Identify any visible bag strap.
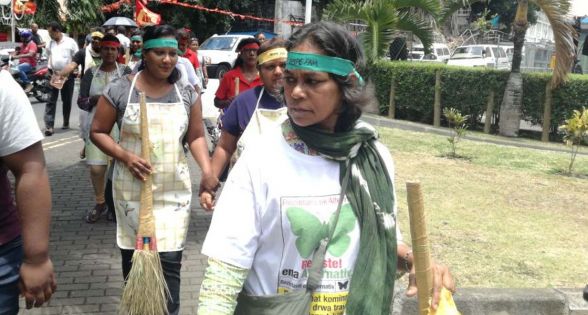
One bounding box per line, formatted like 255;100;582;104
306;160;351;291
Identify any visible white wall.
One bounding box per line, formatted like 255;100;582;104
274;0;304;38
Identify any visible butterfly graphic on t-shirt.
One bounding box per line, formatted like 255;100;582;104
286;204;356;258
337;281;349;290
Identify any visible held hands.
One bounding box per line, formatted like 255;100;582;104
123;152;152;181
199;173;219;211
406;261;456;310
18;257;57;309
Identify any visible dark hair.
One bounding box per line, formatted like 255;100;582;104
48;21;63;32
176;29;190;40
101;34;119;45
139;25;181;84
116;26;126;34
234;37;260;69
257;37;286;56
286;21;376;132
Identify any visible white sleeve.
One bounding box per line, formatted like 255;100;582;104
201;149;261;269
71;38;79;56
181;58;202;89
0;71;43;157
375;141;403;243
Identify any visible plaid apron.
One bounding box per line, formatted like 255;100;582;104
113;72;192;251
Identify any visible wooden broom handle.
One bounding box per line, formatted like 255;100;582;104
138;92;155;237
407;181;433;315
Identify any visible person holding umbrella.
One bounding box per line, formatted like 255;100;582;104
91;25;214;314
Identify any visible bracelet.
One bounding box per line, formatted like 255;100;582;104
404;250;413;272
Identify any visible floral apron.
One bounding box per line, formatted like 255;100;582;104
113;72;192;251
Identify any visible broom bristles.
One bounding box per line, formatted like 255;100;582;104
119;250;171;315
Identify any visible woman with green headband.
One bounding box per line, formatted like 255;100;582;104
127;33;143;70
198;22;455;314
90;24;213;315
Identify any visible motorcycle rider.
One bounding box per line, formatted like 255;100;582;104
13;30;38;93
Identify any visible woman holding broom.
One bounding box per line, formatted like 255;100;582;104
198;22;455;314
91;24;214;314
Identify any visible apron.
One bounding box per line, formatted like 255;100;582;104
84;64;122;141
113;72;192;252
235;87;287;159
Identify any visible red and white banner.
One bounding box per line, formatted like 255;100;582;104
135;0;161;27
13;0;36;15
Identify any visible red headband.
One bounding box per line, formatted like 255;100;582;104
240;42;259;52
101;41;120;48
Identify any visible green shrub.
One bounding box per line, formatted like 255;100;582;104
368;61;588;133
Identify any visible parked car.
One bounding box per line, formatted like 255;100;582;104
412;43;451;63
447;44;510;69
198;34;253;79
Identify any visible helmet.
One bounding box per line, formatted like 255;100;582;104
20;30;32;41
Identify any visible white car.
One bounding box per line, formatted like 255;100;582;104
198;34;253;79
447;45;511;70
413;43;451;63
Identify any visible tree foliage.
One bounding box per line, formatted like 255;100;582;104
469;0;539;33
323;0;440;62
65;0;104;35
33;0;63;27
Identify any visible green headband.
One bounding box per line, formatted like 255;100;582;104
143;38;178;50
286;51;365;86
130;35;142;42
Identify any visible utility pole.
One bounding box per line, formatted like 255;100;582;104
305;0;312;24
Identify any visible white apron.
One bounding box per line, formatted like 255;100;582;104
113;72;192;252
235;87;288;159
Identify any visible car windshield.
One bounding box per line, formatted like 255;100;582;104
451;46;484;59
200;37;239;51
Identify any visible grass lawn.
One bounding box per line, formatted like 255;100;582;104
378;127;588;288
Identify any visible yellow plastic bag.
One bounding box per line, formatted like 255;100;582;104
429;287;461;315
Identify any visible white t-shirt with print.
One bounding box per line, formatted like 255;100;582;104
202;122;401;314
0;70;43;157
47;35;79;71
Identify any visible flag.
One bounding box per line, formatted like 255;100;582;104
135;0;161;27
13;0;36;15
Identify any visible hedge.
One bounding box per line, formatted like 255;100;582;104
368;61;588;132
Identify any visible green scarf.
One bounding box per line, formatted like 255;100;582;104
290;119;397;315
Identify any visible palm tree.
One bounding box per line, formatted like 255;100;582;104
323;0;441;62
498;0;575;137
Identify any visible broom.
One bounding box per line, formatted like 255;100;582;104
119;92;170;315
406;182;460;315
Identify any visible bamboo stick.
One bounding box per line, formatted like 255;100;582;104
406;182;433;315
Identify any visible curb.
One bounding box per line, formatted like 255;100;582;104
392;288;588;315
362;114;588;156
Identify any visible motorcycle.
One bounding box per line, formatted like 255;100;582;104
2;56;51;103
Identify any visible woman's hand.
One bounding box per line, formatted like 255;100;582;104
199;173;219;211
405;261;456;310
199;190;215;211
123;151;152;181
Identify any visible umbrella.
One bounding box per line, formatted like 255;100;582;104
103;16;138;28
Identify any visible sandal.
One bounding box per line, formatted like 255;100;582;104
85;203;106;223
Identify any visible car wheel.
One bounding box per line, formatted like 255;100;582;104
216;64;230;79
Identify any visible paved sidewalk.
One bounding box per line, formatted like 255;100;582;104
19;159;212;315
